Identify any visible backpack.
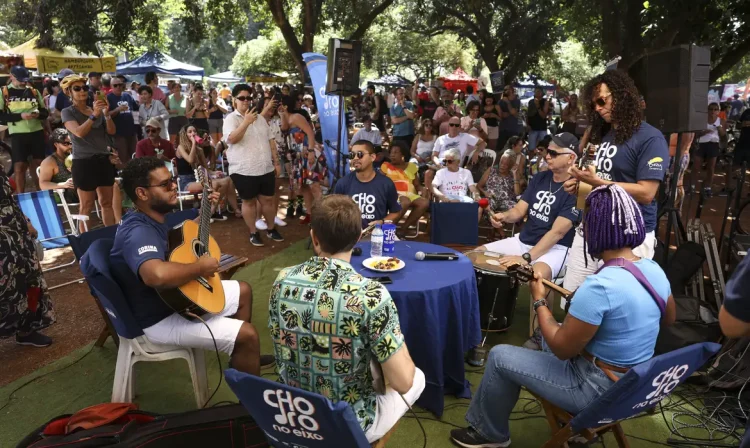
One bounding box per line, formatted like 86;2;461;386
1;85;41;113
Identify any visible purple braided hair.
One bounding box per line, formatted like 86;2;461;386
583;184;645;259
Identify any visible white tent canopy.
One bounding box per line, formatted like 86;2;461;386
208;71;242;83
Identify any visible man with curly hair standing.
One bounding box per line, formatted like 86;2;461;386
561;70;669;297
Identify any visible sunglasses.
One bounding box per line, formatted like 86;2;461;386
71;85;89;92
449;123;461;128
443;159;456;165
143;178;177;190
547;149;572;158
235;96;252;102
593;93;612;107
146;128;160;134
59;141;72;146
349;151;372;160
111;83;124;88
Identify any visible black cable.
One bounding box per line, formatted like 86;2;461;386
398;393;427;448
0;343;96;413
187;312;222;409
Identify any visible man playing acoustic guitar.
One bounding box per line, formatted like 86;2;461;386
111;157;272;375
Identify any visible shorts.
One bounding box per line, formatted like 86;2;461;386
178;173;197;190
484;234;570;279
71;154;116;192
10;130;46;165
168;116;189;135
487;125;499;140
208;118;224;134
364;367;425;443
190;118;210;135
143;280;243;354
231;171;275;200
561;227;656;308
696;141;720;159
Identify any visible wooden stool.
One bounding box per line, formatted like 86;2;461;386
370;421;400;448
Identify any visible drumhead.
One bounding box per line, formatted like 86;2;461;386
464;249;508;276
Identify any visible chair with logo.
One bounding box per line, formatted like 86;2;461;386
226;368;398;448
429;201;480;246
533;342;721;447
80;238;208;407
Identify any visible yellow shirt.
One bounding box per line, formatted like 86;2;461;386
381;162;420;200
219;87;231;100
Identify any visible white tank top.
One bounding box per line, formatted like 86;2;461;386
699;117;721;143
416;135;436;158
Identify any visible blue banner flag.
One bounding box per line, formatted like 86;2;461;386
302;52;349;178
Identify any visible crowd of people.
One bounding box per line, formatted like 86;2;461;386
2;62;750;446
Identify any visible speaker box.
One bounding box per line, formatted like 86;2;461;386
326;38;362;97
633;45;710;133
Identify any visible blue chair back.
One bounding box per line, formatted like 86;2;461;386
166;208;198;228
80;238;144;339
430;202;479;246
570;342;721;432
224;368;371;448
68;224;119;262
16;190;68;248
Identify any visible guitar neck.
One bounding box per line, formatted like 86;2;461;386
540;278;573;298
198;182;212;248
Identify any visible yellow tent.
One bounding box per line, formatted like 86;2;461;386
10;38;116;74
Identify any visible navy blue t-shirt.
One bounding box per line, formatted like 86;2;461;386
55;91;71;112
594;122;668;232
110;211;174;328
107;92;139;137
334;172;401;228
519;170;579;247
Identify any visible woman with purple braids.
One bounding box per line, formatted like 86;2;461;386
451;184;676;448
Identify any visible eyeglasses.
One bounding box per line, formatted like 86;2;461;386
145;128;159;134
593;93;612;107
443;159;456;165
143;178;177;190
349;151;372;160
449;123;461;128
71;85;89;92
235;96;251;102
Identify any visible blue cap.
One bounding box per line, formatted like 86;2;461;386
10;65;30;82
58;68;75;79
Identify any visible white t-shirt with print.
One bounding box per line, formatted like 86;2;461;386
223;111;274;177
433;167;475;197
433;132;479;161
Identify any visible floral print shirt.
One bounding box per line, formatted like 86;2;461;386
269;256;405;432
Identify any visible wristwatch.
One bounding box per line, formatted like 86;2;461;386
533;298;548;312
88;114;97;121
522;252;532;264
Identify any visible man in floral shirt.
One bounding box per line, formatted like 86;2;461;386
269;195;424;442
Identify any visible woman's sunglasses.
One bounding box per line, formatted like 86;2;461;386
71;85;89;92
593;93;611;107
443;159;456;165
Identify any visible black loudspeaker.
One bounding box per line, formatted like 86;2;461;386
325;38;362;96
633;45;710;133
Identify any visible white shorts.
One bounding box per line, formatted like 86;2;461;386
143;280;244;354
365;367;425;443
560;227;657;308
483;234;570;279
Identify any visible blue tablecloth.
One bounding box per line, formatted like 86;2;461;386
353;241;481;416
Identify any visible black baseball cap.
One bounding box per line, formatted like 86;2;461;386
88;71;102;78
10;66;30;82
550;132;580;157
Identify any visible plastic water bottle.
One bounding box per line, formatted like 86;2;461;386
370;224;384;258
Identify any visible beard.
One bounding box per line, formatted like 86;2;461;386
151;197;176;214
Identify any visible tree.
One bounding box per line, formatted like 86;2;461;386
718;55;750;84
563;0;750;83
404;0;563;84
536;40;604;93
230;33;298;76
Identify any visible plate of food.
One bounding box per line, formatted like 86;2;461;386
363;256;405;272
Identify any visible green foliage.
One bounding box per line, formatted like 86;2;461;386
231;33;296;76
536;40;604;92
719;55;750;84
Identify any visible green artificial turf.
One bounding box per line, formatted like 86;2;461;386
0;240;676;446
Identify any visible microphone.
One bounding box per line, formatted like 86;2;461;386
415;251;459;261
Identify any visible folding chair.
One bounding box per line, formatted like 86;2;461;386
225;368;399;448
81;239;209;407
36;166;102;220
169;159;200;211
534;342;720;447
16;190;88;278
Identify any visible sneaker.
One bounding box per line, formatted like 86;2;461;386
450;427;510;448
300;213;311;225
16;331;52;348
255;219;268;231
522;327;543;351
286;205;295;218
212;212;228;221
274;217;288;227
249;232;264;247
267;228;284;242
260;355;276;368
295;203;306;218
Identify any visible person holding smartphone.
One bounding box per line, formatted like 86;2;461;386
60;75;121;230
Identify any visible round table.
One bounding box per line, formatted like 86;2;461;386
353;241;481;416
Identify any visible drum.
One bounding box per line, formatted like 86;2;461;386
464;250;519;330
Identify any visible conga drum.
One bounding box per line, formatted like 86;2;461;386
464;250;520;331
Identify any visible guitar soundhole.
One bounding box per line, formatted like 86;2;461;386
192;239;206;258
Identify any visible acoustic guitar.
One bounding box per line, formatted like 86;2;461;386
158;167;225;318
506;263;573;299
576;143;598;210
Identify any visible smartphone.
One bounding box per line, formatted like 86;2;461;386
96;91;106;102
366;276;393;285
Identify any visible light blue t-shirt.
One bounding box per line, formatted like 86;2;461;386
390;102;415;137
569;258;670;367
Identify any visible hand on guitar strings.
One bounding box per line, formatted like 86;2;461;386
197;254;220;278
207;191;221;205
568;165;600;189
529;270;547;300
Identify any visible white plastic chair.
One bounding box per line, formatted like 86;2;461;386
113;335;208;407
169;159;199;211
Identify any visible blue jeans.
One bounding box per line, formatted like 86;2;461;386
528;130;548;151
465;343;616;443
